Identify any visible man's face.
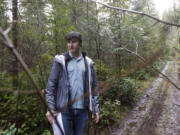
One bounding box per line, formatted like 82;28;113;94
67;38;81;53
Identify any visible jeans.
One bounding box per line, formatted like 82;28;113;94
52;109;88;135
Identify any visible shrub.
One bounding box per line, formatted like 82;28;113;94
99;99;120;127
0;121;17;135
0;93;49;135
103;77;136;106
135;68;150;80
118;78;136;105
90;77;136;130
89;97;120;130
94;59;111;81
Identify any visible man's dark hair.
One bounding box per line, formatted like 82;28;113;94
65;31;82;43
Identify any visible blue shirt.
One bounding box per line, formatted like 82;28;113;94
67;51;85;109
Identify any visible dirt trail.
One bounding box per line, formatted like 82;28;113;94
155;61;180;135
112;61;180;135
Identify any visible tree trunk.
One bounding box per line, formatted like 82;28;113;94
11;0;19;88
36;0;42;52
71;0;77;26
0;45;4;72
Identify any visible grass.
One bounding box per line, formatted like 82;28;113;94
135;77;154;98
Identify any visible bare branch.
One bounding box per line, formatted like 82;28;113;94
121;47;145;62
4;25;12;35
89;0;180;27
0;27;14;48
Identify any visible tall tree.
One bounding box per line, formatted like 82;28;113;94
11;0;19;88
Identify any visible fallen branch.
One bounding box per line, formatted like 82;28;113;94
90;0;180;27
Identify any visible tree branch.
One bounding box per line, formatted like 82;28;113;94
89;0;180;27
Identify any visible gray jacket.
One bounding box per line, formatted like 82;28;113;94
45;52;99;114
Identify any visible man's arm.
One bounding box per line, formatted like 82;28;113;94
91;64;99;123
45;57;61;111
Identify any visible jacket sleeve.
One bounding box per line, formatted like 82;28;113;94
91;64;99;114
45;57;61;111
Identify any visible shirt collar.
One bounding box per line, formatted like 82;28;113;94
68;51;83;61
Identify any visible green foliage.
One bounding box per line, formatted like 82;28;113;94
98;99;120;127
103;77;136;106
0;71;9;87
94;60;112;81
0;120;51;135
0;120;29;135
41;130;51;135
91;77;136;130
135;68;150;80
0;121;17;135
117;78;136;105
0;93;49;135
134;60;166;80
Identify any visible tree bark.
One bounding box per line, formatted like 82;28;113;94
0;42;4;72
71;0;77;26
11;0;19;88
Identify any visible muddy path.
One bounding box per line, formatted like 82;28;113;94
137;70;170;135
112;61;180;135
155;61;180;135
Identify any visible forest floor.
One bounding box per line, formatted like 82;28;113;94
111;59;180;135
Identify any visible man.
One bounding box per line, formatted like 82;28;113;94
45;31;99;135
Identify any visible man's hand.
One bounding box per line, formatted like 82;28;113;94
92;113;99;123
46;110;56;124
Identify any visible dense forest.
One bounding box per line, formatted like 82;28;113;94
0;0;180;135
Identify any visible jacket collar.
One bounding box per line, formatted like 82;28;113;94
63;51;87;61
